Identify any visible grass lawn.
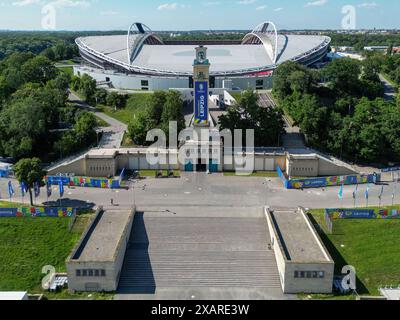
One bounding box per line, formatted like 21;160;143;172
58;66;73;77
309;205;400;296
0;211;93;294
97;93;153;125
381;73;399;90
224;171;279;177
139;170;181;178
229;92;241;102
95;115;110;127
0;201;26;208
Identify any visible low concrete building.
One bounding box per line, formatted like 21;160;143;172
0;292;28;300
66;207;135;293
265;207;334;294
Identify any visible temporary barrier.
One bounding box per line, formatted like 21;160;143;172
0;207;77;218
324;208;399;233
326;208;400;220
276;168;380;189
276;166;289;189
45;176;120;189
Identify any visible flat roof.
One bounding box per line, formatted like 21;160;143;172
70;209;134;262
270;209;331;262
79;34;329;74
0;292;28;300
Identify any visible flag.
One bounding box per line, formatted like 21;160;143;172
378;185;384;200
352;184;359;199
46;182;52;198
365;184;370;200
119;168;126;183
338;184;344;200
59;179;64;198
20;181;27;197
8;181;14;198
34;182;40;198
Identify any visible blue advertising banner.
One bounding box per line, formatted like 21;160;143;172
0;207;77;218
194;81;208;126
325;208;400;220
382;166;400;173
285;173;380;190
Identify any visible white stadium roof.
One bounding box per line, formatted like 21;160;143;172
76;22;330;77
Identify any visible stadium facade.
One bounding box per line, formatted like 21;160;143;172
75;22;331;91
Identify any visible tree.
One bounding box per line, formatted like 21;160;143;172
106;92;126;110
94;88;108;105
128;111;155;146
79;74;97;104
0;97;48;158
13;158;46;206
74;112;97;146
148;91;167;123
323;58;362;97
272;61;314;100
22;55;57;85
160;90;185;135
219;90;285;147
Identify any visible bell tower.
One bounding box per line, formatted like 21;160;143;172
193;45;210;127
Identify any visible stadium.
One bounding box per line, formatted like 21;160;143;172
75;21;331;91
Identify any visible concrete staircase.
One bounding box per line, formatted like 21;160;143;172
117;214;281;292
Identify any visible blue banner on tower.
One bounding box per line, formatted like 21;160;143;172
194;81;208;125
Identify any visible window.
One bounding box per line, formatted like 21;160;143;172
95;270;100;277
295;270;325;279
88;269;94;277
82;269;87;277
101;270;106;277
141;80;149;86
76;270;81;277
256;79;264;86
105;77;110;82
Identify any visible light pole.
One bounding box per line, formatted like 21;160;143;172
129;177;136;208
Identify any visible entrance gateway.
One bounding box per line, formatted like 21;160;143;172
184;45;221;173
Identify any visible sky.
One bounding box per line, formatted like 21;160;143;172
0;0;398;31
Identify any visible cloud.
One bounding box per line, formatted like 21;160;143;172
305;0;328;7
237;0;257;5
256;5;267;10
357;2;379;9
12;0;42;6
203;1;221;6
157;3;178;10
50;0;91;8
274;7;283;12
12;0;91;8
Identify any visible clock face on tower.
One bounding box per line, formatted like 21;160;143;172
197;51;206;62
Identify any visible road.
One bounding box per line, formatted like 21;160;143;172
69;91;127;148
379;74;397;101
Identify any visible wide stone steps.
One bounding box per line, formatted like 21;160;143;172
118;214;281;291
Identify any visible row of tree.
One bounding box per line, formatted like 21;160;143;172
128;90;186;146
219;91;285;147
0;52;98;161
273;57;400;163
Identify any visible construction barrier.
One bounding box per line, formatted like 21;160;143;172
45;176;120;189
0;207;77;218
